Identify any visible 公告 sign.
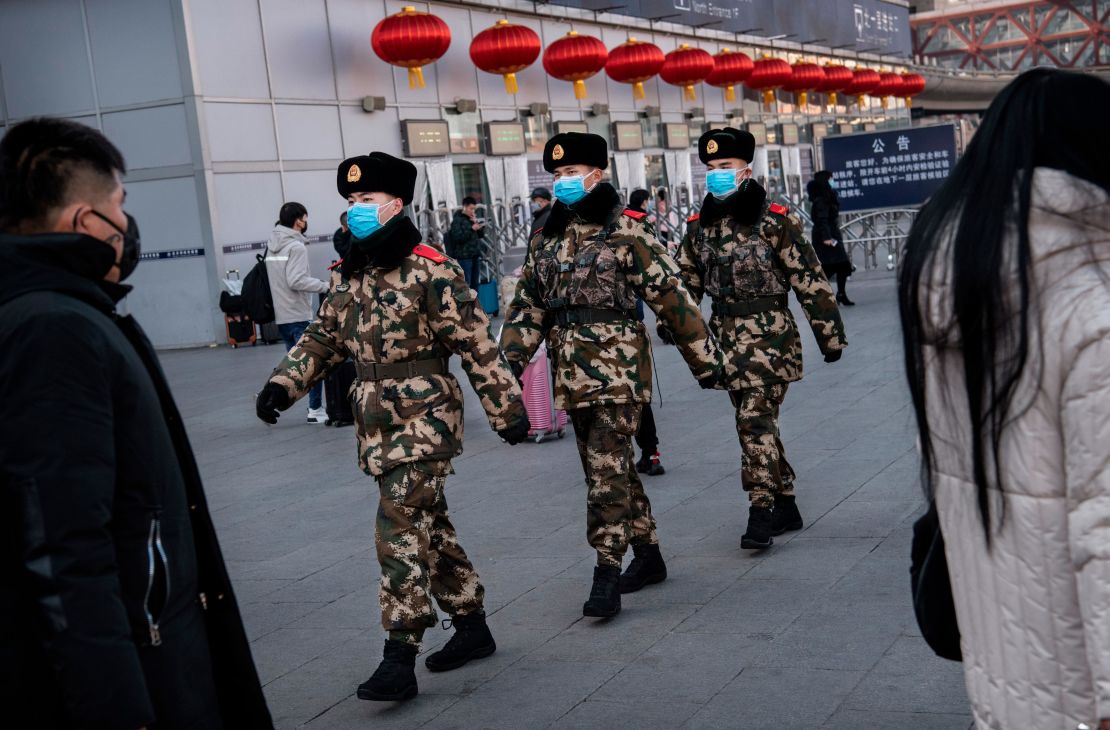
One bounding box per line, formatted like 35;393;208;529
821;124;957;212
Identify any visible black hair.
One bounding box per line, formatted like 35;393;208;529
278;202;308;228
0;117;125;230
899;68;1110;543
628;189;650;212
339;210;348;223
461;196;478;206
656;188;666;201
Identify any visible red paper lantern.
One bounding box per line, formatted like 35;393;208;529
872;71;905;107
371;6;451;90
605;37;664;101
746;56;792;105
705;48;753;103
660;44;714;101
820;64;854;106
783;62;826;108
543;30;608;100
470;20;541;95
845;68;881;105
899;72;927;107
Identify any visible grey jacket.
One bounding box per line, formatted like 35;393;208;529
264;225;329;324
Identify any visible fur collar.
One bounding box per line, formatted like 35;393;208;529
340;214;422;276
699;178;767;227
543;182;622;239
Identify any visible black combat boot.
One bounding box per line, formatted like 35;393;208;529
740;505;775;550
772;494;804;536
582;565;621;618
636;450;665;476
619;543;668;594
357;639;418;702
424;611;497;672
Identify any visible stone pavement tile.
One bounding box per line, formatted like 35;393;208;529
625;554;759;606
528;601;700;662
492;578;591;629
303;694;459;730
230;539;370;580
748;604;904;671
592;632;771;704
251;626;365;685
744;537;880;582
289;586;376;631
686;667;866;730
242;600;327;641
822;709;973;730
421;659;624;729
417;620;566;696
549;699;702;729
230;577;295;604
269;551;376;605
675;578;834;636
841;636;971;715
803;500;921;539
826;554;917;611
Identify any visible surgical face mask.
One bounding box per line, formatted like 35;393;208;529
89;209;142;281
705;167;749;199
827;179;838;190
347;201;388;240
553;174;594;206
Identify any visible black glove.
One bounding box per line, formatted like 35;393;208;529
256;383;291;424
824;350;843;364
697;369;721;390
508;359;525;384
498;414;532;445
657;322;676;346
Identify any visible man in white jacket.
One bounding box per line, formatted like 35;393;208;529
265;202;330;423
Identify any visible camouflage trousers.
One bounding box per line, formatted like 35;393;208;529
569;403;659;568
374;461;484;640
729;384;796;509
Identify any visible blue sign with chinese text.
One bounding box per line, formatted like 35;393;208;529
821;124;958;212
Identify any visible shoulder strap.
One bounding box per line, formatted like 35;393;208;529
413;244;447;263
623;208;647;220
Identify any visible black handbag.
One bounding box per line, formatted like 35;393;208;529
910;500;963;661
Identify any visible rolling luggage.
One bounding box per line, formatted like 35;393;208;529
225;314;256;348
221;269;256;347
477;276;499;316
521;343;566;443
258;321;282;345
324;360;356;427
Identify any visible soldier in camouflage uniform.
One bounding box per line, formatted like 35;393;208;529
672;128;847;550
500;132;722;618
255;152;530;702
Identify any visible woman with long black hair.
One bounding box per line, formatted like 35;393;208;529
808;170;854;305
899;68;1110;729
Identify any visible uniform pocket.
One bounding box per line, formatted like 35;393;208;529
378;374;463;470
379;287;426;353
563;324;647;404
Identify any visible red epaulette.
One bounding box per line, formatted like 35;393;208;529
623;208;647;220
328;259;343;271
768;203;790;216
413;244;447;263
686;213;700;223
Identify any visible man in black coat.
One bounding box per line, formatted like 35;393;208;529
807;170;854;306
0;118;271;728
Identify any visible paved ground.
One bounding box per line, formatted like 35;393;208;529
161;272;972;729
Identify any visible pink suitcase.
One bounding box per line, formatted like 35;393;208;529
521;344;567;443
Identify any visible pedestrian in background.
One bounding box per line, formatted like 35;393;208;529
651;188;678;251
807;170;854;305
0;118;270;728
529;186;552;238
899;68;1110;730
265;202;330;423
333;209;351;260
445;196;485;289
256;152;529;703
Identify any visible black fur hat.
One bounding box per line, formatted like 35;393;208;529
337;152;417;204
543;132;608;173
698;128;755;164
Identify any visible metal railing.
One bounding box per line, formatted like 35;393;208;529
413;186;917;277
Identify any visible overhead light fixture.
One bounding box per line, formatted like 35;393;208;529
685;107;705;119
361;96;386;113
589;103;609;116
450;98;478;114
527;102;550;116
639;105;661;118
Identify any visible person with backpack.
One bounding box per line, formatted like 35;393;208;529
265;202;329;423
445;196;485;289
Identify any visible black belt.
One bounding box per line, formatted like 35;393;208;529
711;294;789;317
551;308;633;326
355;359;448;381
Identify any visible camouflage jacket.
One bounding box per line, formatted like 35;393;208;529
501;183;720;410
677;187;847;390
268;218;524;476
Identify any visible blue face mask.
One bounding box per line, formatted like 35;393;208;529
347;202;385;240
553;175;589;206
828;179;838;190
705;167;752;199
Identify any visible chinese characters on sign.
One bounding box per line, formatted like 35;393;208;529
821;124;958;212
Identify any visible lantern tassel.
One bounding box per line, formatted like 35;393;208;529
905;96;913;108
762;89;775;105
407;66;426;89
882;96;889;109
799;91;808;107
633;81;645;100
503;73;518;95
684;84;696;102
858;94;866;106
829;91;838;106
725;85;736;102
573;79;587;100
